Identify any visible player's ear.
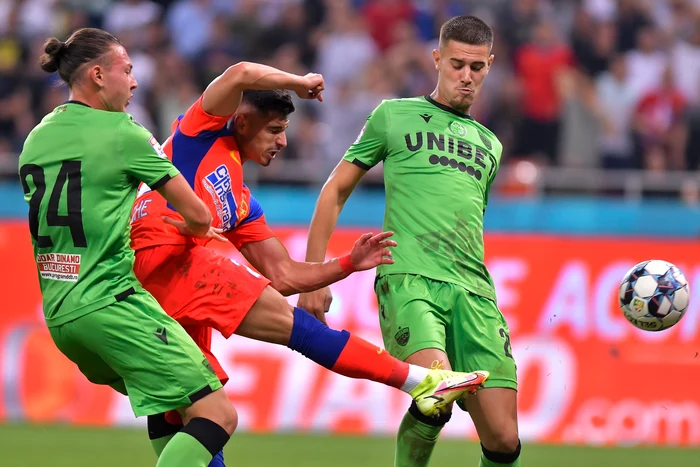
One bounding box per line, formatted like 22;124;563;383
432;49;440;70
488;54;495;68
232;114;247;135
90;65;104;88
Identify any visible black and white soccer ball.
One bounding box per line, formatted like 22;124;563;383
618;260;690;332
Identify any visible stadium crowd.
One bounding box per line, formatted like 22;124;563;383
0;0;699;186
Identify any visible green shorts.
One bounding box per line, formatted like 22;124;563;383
48;288;222;417
375;274;517;392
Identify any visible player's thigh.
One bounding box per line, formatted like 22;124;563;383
375;274;448;362
69;291;223;417
464;387;519;452
140;245;271;339
235;285;295;345
447;291;517;391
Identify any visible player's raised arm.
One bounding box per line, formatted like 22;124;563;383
297;101;391;321
201;62;325;117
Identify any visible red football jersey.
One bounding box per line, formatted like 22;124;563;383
130;95;275;251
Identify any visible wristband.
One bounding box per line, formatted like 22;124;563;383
338;254;355;274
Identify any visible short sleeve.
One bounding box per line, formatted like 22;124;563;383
342;100;390;170
121;117;180;189
178;94;233;137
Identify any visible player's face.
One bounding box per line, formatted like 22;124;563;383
235;112;289;167
96;45;138;112
432;40;494;113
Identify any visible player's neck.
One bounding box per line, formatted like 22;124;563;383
68;89;108;112
429;89;471;116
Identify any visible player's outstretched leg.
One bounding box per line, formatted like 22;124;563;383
235;287;489;416
394;350;454;467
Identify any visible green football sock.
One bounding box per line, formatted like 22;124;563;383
150;433;177;457
394;403;449;467
155;432;213;467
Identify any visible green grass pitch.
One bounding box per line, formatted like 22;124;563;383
1;423;698;467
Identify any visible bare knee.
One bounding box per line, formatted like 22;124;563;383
182;389;238;435
481;427;520;454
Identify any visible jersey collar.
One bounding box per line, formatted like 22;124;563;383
424;95;474;120
64;100;91;108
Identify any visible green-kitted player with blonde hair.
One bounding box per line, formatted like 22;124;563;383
299;15;521;467
19;27;235;467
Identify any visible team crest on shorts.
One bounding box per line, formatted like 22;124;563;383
395;326;410;346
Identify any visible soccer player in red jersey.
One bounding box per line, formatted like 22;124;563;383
129;62;490;464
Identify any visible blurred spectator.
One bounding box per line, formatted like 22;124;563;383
625;26;667;99
165;0;216;60
558;69;600;169
615;0;652;53
499;0;546;53
594;55;638;169
513;20;574;164
633;66;688;170
315;0;378;85
571;8;616;77
104;0;162;36
671;17;700;104
256;2;316;68
361;0;415;51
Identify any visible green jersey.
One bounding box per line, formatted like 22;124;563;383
18;102;180;327
343;96;502;301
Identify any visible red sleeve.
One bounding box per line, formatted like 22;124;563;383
225;215;276;250
178;94;234;137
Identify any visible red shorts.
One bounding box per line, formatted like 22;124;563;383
133;243;270;386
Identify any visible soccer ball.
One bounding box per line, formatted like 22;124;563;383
618;260;690;332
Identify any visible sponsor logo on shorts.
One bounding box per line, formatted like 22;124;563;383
203;165;237;230
395;326;410;347
36;253;81;282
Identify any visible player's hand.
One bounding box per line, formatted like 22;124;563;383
293;73;325;102
297;287;332;325
162;217;227;242
349;231;396;271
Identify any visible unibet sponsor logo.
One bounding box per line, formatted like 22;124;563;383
404;131;490;181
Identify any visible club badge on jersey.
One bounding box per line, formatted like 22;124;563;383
202;164;237;231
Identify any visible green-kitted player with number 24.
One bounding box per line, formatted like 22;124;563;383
299;16;521;467
18;28;237;467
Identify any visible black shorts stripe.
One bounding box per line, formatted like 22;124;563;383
114;287;135;302
188;384;214;404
